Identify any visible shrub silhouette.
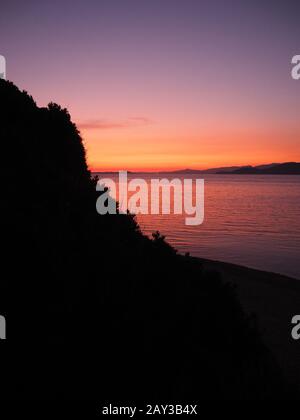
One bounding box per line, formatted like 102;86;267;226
0;79;287;400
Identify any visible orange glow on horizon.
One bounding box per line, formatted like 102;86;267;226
81;123;300;172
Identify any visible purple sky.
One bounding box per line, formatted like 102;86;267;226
1;0;300;170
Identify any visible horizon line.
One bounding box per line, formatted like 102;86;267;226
90;161;299;173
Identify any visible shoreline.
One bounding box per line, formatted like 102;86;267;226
195;256;300;287
194;256;300;395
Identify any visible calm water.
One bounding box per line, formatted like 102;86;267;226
96;174;300;279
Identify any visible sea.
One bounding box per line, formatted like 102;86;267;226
94;173;300;279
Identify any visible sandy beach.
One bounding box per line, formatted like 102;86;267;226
198;257;300;395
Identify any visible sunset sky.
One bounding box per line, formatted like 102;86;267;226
1;0;300;171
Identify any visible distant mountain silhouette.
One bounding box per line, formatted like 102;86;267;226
166;166;249;174
94;163;290;175
218;162;300;174
0;79;288;401
151;163;280;174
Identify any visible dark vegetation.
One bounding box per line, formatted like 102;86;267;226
0;79;288;400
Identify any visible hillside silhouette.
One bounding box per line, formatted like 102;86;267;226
0;79;288;400
218;162;300;174
157;162;300;174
